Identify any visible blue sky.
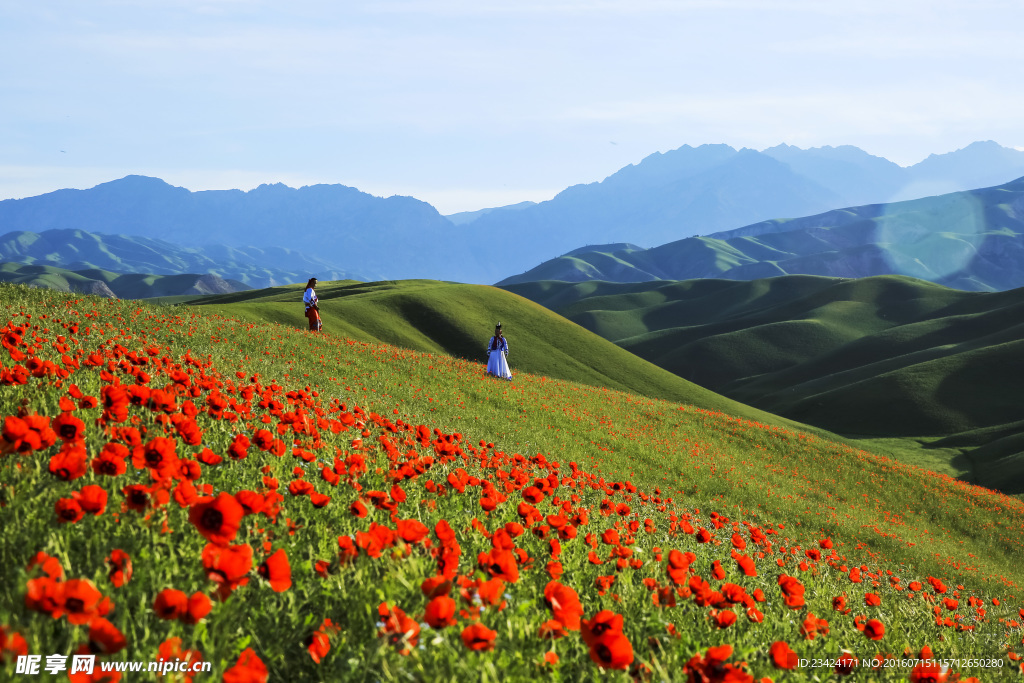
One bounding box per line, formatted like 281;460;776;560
2;0;1023;213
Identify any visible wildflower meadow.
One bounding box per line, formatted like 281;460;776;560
1;282;1023;682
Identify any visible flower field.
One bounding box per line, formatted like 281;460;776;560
1;283;1023;682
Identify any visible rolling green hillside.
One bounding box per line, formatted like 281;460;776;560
187;279;850;439
0;261;252;298
503;275;1024;494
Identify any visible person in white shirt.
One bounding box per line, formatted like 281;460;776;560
303;278;321;331
485;322;512;380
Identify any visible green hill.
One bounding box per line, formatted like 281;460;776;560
0;261;253;298
188;279;853;438
503;275;1024;494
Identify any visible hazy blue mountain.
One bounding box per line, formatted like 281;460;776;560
465;141;1024;282
905;140;1024;194
5;141;1024;285
465;147;847;281
0;177;474;281
0;229;367;288
445;201;536;225
760;144;907;206
499;176;1024;292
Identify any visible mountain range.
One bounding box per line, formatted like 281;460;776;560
2;141;1024;284
498;176;1024;291
0;262;254;299
0;228;365;288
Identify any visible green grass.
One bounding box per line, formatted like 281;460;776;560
504;275;1024;496
1;282;1024;681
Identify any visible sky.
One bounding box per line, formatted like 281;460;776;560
2;0;1023;214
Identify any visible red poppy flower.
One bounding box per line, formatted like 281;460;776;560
84;618;127;657
153;588;188;619
713;609;737;628
49;442;88;481
770;641;798;669
397;519;429;543
106;550;132;588
421;576;452;598
307;630;330;664
544;581;583;630
75;485;108;515
55;497;85;523
92;443;129;477
223;648;268;683
182;592;213;624
258;549;292;592
189;493;244;546
582;610;624;648
202;543;253;599
538;619;568;639
864;618;885;640
479;548;519;583
909;660;949;682
460;622;497;651
424;595;457;629
133;436;179;477
588;632;634;670
378;603;420;655
122;484;152;512
56;579;104;625
865;592;881;607
53;412;86;442
0;625;28;660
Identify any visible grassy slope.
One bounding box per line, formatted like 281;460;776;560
503;275;1024;494
4;282;1024;680
188;279;841;435
34;280;1024;590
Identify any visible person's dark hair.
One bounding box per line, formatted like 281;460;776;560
305;277;317;291
490;322;503;351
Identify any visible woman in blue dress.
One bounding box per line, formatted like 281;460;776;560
486;323;512;380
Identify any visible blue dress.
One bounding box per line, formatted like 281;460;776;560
486;336;512;380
